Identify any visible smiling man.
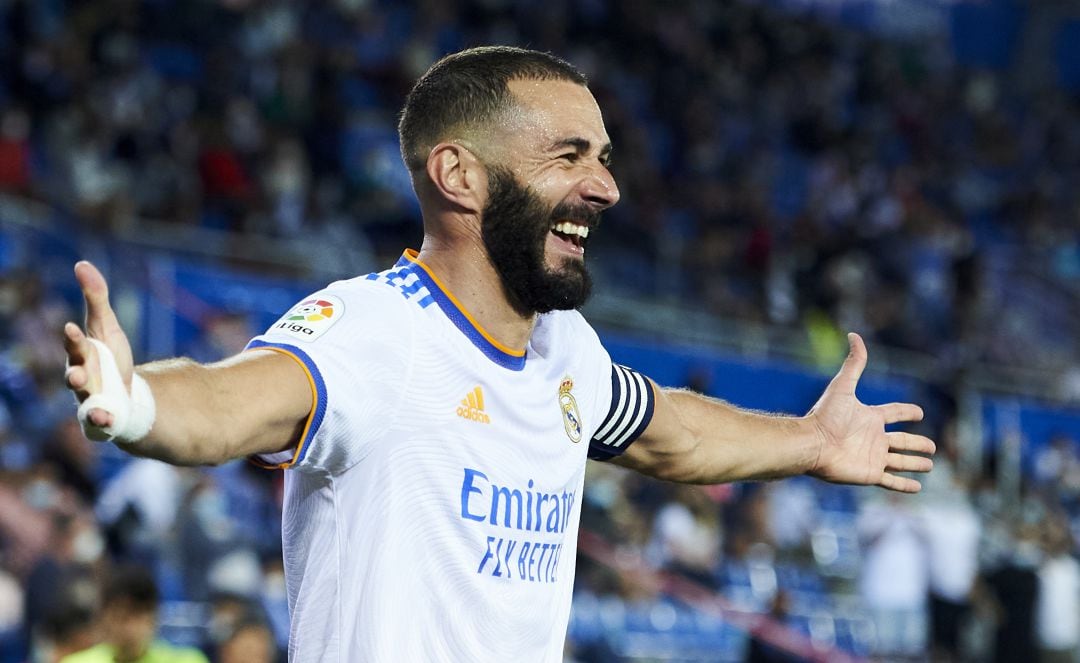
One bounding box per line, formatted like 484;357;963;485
63;47;934;662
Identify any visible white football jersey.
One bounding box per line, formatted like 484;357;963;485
246;251;654;662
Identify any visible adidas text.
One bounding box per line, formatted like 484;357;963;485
456;406;490;424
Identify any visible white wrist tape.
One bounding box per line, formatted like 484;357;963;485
76;338;156;444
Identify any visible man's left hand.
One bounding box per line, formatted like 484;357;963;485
807;333;935;493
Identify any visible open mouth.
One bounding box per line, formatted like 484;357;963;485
550;220;590;251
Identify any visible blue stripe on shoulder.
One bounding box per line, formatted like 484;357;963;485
400;262;526;371
245;339;327;465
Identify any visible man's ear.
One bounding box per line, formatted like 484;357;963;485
425;143;484;214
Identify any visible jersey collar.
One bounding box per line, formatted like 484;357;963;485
397;250;527;371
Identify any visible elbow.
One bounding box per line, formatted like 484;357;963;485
163;433;235;467
636;435;710;484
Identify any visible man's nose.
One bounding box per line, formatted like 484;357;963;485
580;166;620;210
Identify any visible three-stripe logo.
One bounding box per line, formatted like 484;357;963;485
456;386;491;424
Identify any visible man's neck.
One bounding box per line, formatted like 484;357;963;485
415;239;538;352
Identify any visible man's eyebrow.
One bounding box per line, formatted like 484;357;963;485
549;138;614;161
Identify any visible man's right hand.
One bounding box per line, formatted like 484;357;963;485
63;261;135;430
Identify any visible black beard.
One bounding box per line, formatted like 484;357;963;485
480;167;596;316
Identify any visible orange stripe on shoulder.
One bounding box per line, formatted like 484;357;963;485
402;250;526;357
243;345;319;470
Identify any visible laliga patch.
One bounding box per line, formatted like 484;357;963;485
270;295;343;342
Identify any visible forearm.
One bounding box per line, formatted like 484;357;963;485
616;388;821;484
126;352;308;466
129;358;231;465
612;335;934;492
674;390;820;482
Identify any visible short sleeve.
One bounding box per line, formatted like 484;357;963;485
244;281;414;474
587;364;656;461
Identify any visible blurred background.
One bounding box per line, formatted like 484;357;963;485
1;0;1079;661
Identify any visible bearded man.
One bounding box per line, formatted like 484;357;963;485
63;46;934;662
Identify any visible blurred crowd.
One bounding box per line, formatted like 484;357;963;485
2;0;1080;661
570;411;1080;661
2;0;1079;379
0;268;286;661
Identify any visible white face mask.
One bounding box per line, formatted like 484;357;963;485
71;528;105;564
263;571;286;600
193;491;232;542
1013;540;1043;569
22;479;58;511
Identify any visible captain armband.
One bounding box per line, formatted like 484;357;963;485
588;364;655;461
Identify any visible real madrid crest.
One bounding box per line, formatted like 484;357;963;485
558;377;583;443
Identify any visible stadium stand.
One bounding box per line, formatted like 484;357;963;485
2;0;1080;661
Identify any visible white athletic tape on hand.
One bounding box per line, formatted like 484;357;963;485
75;338;155;443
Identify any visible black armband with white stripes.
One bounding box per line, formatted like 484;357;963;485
588;364;656;461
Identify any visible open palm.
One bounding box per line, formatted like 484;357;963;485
807;333;935;493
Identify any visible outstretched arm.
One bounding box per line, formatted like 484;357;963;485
613;334;935;492
63;261;312;465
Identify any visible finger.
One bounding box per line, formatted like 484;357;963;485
831;332;867;396
74;261;120;338
63;321;89;364
879;472;922;494
88;408;114;428
874;402;924;425
887;431;936;455
65;365;89;398
886;452;934;474
63;323;102;397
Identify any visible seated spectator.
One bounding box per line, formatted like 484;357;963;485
24;512;104;657
214;612;277;663
60;565;208;663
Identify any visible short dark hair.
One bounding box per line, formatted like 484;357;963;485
398;46;587;172
103;564;160;613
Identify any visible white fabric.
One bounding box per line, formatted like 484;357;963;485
857;499;929;610
1038;555;1080;649
95;458;183;536
921;499;981;601
76;338;155;443
246;257;615;662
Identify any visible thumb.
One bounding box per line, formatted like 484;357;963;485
73;260;134;388
830;332;867;396
75;261;122;339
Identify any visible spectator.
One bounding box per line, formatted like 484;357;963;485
982;523;1041;663
857;493;930;658
1036;515;1080;663
60;564;208;663
214;612;277;663
920;464;981;662
24;512;104;657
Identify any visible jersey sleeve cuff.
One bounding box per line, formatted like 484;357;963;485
244;340;327;470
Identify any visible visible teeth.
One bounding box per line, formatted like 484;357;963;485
553;222;590;238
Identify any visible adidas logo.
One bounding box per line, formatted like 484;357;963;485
456;386;491;424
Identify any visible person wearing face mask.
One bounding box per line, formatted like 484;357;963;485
61;565;208;663
24;512;104;661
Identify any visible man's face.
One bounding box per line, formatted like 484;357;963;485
477;79;620;315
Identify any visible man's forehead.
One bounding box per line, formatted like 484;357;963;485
503;78;610;148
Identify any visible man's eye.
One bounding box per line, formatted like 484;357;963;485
559;153;579;163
